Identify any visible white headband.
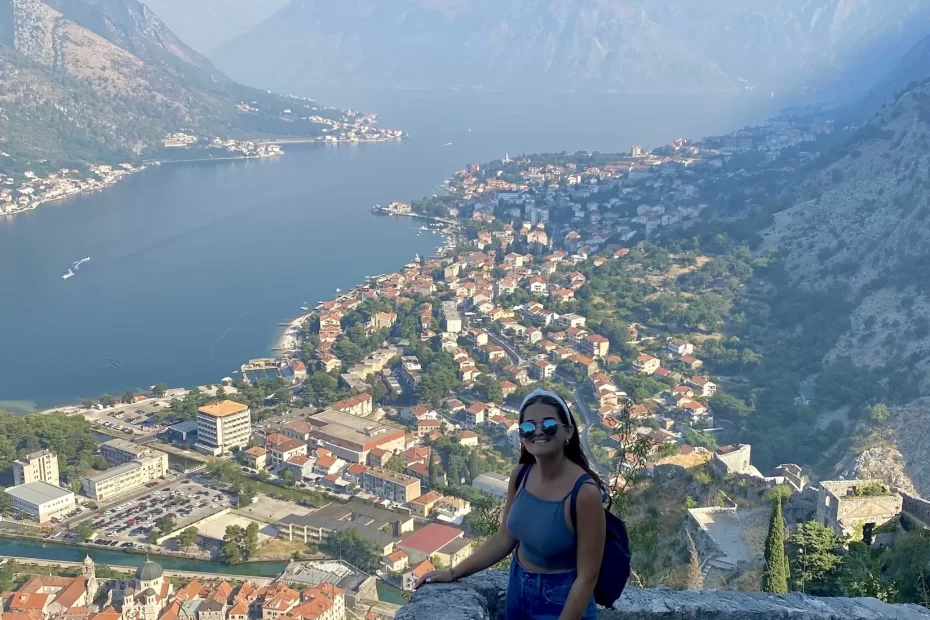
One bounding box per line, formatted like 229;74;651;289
519;388;573;424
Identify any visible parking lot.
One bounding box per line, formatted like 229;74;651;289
87;479;236;548
84;401;171;436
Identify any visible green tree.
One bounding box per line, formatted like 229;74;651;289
237;484;255;507
280;470;296;487
82;399;95;409
224;543;242;565
245;522;259;557
223;524;245;564
74;520;95;542
321;528;380;573
99;394;117;407
869;403;890;424
177;527;199;551
157;515;176;535
788;521;843;594
385;455;406;473
0;560;16;591
152;384;168;397
122;390;137;404
147;530;160;544
763;500;790;594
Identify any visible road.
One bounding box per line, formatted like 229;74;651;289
572;387;603;473
487;331;524;367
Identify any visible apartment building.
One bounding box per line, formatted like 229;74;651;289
100;439;168;477
195;400;252;456
13;450;60;486
360;468;421;503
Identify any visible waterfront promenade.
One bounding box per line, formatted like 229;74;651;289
5;556;275;585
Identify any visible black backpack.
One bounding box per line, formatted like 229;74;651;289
515;465;632;608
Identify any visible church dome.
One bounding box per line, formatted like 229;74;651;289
83;555;94;565
135;559;163;582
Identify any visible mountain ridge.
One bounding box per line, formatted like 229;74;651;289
210;0;930;96
0;0;338;171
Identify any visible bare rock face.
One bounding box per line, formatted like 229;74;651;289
398;570;930;620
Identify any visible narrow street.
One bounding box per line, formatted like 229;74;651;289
487;331;524;367
571;387;603;473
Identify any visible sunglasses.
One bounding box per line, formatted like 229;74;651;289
519;417;565;439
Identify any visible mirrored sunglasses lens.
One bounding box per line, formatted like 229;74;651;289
541;418;560;436
519;422;537;438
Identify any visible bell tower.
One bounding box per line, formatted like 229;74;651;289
82;555;97;602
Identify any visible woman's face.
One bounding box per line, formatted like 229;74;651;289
520;401;573;458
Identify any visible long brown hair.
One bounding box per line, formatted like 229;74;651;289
518;393;606;494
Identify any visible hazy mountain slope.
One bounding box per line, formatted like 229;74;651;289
762;79;930;389
857;33;930;114
141;0;289;54
210;0;930;95
0;0;330;169
210;0;735;94
646;0;930;97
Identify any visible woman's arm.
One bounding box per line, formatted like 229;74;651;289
447;464;522;579
414;465;522;588
559;483;606;620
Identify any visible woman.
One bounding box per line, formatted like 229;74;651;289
414;389;606;620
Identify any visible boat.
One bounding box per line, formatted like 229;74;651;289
72;257;90;270
300;306;309;311
335;288;341;293
62;270;74;280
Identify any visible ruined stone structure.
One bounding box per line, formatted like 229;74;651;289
774;463;806;491
710;444;754;478
816;480;903;537
398;571;930;619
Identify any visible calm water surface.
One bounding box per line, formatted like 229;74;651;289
0;90;779;410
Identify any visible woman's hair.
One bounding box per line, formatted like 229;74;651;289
518;393;606;494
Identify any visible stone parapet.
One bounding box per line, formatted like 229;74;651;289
398;570;930;620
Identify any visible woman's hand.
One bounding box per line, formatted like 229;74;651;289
413;567;455;590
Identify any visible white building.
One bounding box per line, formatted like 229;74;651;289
195;400;252;456
472;472;509;499
82;454;168;501
13;449;60;486
5;481;75;522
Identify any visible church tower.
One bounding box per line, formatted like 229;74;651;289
82;555;98;602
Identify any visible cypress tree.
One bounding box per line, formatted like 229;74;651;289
763;499;790;594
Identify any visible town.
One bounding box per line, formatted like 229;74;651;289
4;112;930;616
0;165;143;216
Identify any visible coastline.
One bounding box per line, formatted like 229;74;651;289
269;211;456;356
0;134;405;220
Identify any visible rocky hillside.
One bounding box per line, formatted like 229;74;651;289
762;79;930;390
210;0;930;95
0;0;332;170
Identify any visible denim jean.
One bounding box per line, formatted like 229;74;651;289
505;555;597;620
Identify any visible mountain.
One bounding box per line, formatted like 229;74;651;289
762;78;930;392
210;0;930;96
139;0;289;54
0;0;333;170
858;32;930;114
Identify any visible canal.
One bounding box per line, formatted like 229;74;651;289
0;537;286;576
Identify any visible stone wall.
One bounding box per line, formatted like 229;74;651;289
901;490;930;527
398;571;930;620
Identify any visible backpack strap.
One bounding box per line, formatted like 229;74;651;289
569;473;596;530
514;464;532;492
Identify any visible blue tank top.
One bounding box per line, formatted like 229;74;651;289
506;466;587;571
